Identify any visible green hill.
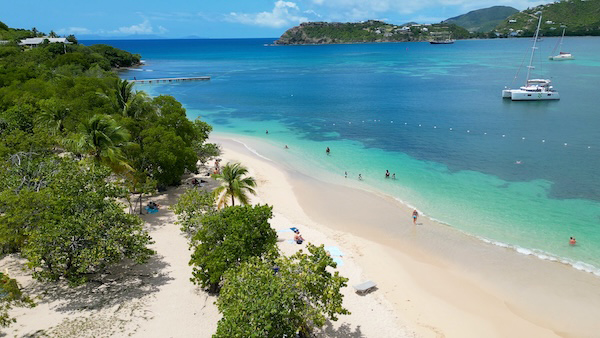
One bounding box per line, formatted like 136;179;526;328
443;6;518;32
0;21;37;41
495;0;600;36
275;20;470;45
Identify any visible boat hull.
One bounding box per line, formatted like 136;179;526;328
510;90;560;101
549;55;574;60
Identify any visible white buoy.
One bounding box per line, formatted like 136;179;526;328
484;132;487;135
450;128;453;131
419;124;421;127
405;122;407;125
522;137;525;140
564;143;568;146
542;140;545;143
434;126;437;129
588;146;591;149
502;134;506;137
467;130;470;133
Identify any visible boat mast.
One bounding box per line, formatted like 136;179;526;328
526;12;543;82
559;27;565;53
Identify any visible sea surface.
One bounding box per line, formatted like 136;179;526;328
86;37;600;275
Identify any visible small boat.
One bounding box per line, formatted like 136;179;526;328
502;12;559;101
430;33;455;44
549;28;574;60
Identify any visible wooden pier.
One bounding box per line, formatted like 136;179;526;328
131;76;210;84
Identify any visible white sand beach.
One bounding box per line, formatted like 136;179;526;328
3;133;600;337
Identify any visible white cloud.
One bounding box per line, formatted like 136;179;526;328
112;19;154;34
56;27;91;35
227;1;310;28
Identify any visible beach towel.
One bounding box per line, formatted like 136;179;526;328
144;206;159;214
332;256;344;267
290;227;299;233
325;246;345;257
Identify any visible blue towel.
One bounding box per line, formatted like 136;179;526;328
290;227;299;233
145;206;159;214
325;246;344;257
332;257;344;267
278;228;293;233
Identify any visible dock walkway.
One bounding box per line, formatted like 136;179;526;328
131;76;210;84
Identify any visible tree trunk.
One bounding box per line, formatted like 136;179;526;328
139;193;143;214
231;195;235;207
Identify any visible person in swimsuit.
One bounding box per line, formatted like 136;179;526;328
569;237;576;245
412;209;418;224
326;147;330;155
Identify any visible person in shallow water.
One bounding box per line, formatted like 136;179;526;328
326;146;330;155
358;174;362;180
570;237;577;245
385;170;390;178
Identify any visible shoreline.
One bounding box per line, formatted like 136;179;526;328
213;133;600;337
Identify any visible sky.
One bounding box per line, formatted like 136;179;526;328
2;0;548;39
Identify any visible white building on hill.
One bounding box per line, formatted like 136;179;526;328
18;37;71;47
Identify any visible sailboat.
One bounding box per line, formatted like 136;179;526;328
549;27;574;60
430;33;455;44
502;12;560;101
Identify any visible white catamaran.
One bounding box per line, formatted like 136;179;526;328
549;27;574;60
502;12;560;101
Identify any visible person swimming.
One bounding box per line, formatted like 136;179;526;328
326;147;330;155
569;237;576;245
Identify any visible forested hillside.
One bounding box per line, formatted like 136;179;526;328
275;20;470;45
443;6;518;32
495;0;600;36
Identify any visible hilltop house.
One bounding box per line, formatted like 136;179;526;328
18;37;71;47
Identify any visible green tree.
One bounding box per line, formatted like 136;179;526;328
0;272;34;327
189;204;277;292
68;114;132;172
48;30;58;38
215;244;350;337
37;98;70;135
212;162;256;208
0;157;154;285
66;34;78;44
171;189;216;237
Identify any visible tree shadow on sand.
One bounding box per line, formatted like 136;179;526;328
316;321;365;338
26;255;172;313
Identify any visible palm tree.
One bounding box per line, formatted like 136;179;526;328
37;100;69;135
67;114;132;172
114;78;151;119
212;162;257;208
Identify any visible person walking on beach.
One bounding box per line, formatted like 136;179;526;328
412;209;418;224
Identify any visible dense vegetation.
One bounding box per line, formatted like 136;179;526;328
443;6;518;32
276;20;470;45
173;189;350;337
495;0;600;36
0;23;216;293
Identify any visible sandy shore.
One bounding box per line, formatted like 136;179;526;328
212;134;600;338
3;133;600;337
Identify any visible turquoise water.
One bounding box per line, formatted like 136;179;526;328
91;37;600;275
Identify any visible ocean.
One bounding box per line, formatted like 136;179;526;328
87;37;600;276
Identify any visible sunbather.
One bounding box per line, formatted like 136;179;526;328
294;233;304;244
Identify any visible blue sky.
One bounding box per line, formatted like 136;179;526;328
2;0;547;39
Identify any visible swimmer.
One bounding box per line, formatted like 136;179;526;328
266;130;269;134
392;173;396;179
358;174;362;180
326;147;331;155
284;145;289;149
569;237;576;245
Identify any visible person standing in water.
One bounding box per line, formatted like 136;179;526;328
569;237;577;245
412;209;418;224
358;174;362;180
326;147;330;155
344;171;347;178
385;170;390;178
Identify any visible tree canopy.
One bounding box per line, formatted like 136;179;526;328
212;162;257;208
216;245;350;337
189;204;277;291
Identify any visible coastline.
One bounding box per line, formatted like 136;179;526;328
213;133;600;337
